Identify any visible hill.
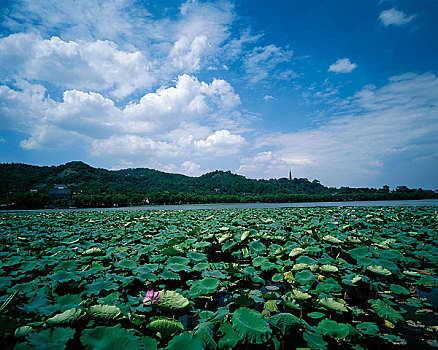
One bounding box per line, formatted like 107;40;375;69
0;161;435;209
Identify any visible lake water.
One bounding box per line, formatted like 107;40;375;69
3;198;438;213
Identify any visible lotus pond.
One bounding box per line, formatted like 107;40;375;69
0;206;437;349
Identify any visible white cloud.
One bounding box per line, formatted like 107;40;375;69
0;34;154;99
194;129;245;156
263;95;274;100
328;58;357;73
160;160;203;176
238;73;438;186
90;135;178;158
244;45;293;84
379;8;416;26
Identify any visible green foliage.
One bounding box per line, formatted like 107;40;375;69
80;324;140;350
232;307;272;344
370;300;404;323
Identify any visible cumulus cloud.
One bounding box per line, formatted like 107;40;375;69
328;58;357;73
379;8;416;26
0;34;154;99
194;129;245;156
0;74;243;163
160;160;203;176
238;73;438;186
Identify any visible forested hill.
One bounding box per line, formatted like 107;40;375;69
0;161;436;209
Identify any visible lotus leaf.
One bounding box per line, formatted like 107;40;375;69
292;263;309;271
315;278;342;294
46;308;85;326
292;289;312;301
82;247;103;256
319;265;338;273
270;313;302;334
367;265;391;276
371;299;404;323
147;318;184;335
88;304;121;321
26;327;75;348
389;284;410;295
356;322;380;335
232;307;272;344
165;332;204;350
194;321;217;349
80;324;140;350
303;331;328;350
289;248;305;258
319;298;347;312
295;270;316;285
318;319;349;339
248;241;267;254
307;312;325;319
218;322;241;349
14;326;33;338
157;290;190;314
322;235;343;244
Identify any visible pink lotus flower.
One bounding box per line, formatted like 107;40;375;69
137;256;140;261
422;243;425;247
298;234;302;239
7;234;11;238
72;246;78;251
143;290;160;304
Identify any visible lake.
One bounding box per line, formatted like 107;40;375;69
2;198;437;213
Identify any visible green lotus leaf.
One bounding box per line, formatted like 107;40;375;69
403;270;420;277
82;247;103;256
194;322;217;350
282;296;300;310
270;313;302;334
319;298;347;312
189;277;220;296
157;290;191;314
315;278;342;294
167;263;191;273
248;241;267;254
389;284;410;295
318;319;349;339
160;269;180;280
27;327;76;349
117;259;137;269
80;324;140;350
218;322;241;349
241;230;251;241
147;318;184;335
46;308;85;326
167;256;190;265
356;322;380;335
371;299;404;323
165;332;204;350
86;279;119;296
307;312;325;319
187;252;207;263
253;256;269;267
322;235;343;244
295;269;316;285
348;247;370;261
14;326;33;338
292;289;312;301
303;331;328;350
319;265;338;273
289;248;305;258
88;304;122;321
296;256;318;265
292;263;309;271
218;234;231;243
50;270;81;283
417;275;438;287
367;265;391;276
231;307;272;344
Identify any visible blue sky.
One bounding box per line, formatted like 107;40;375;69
0;0;437;189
